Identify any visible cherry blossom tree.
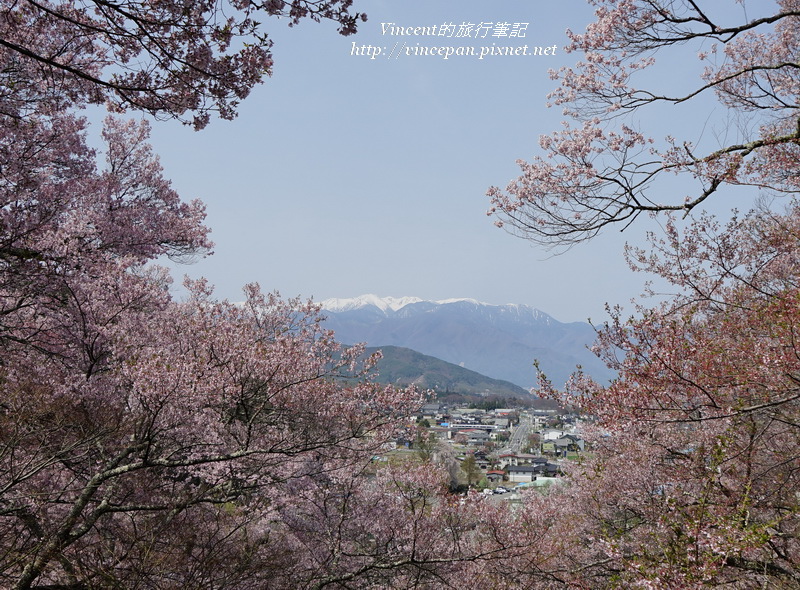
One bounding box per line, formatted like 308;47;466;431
0;96;431;586
521;203;800;587
483;2;800;585
0;0;365;128
487;0;800;249
1;269;424;588
0;0;509;586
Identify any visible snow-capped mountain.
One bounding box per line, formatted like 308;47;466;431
322;295;424;313
319;295;613;390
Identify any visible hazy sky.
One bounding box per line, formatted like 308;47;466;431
137;0;762;324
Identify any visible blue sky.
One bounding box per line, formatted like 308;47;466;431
138;0;763;324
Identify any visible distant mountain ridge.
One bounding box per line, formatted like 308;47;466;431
320;295;614;389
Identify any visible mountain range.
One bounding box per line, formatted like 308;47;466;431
320;295;614;390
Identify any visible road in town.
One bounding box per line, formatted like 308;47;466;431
499;414;531;455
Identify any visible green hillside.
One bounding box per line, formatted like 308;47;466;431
365;346;530;397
